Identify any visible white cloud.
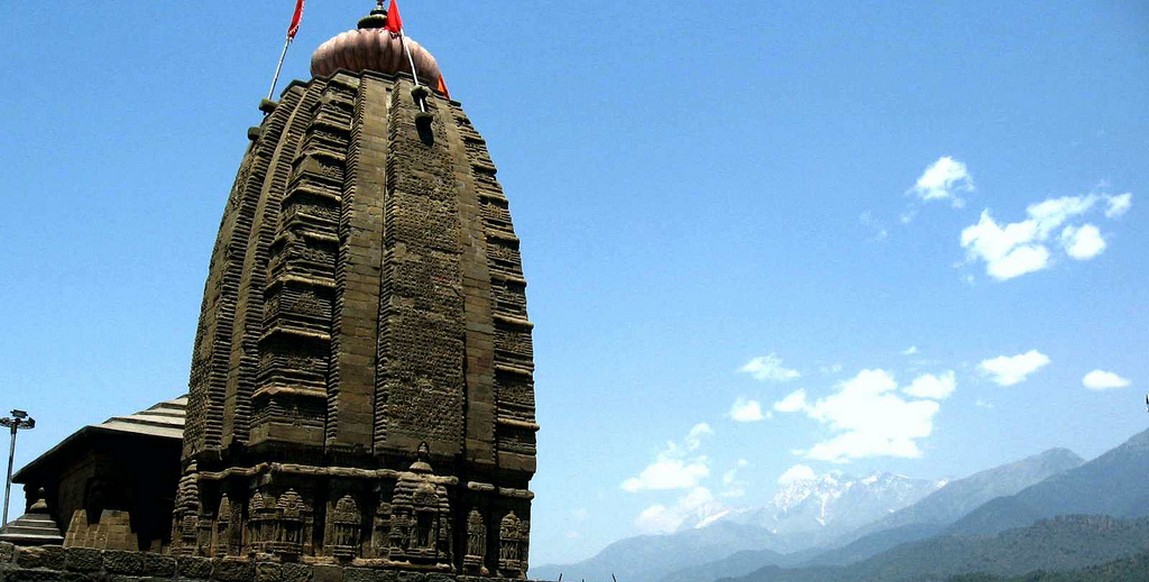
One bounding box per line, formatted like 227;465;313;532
820;363;843;375
729;398;765;422
1061;224;1106;260
903;371;957;400
960;192;1131;280
634;487;725;535
685;423;713;451
978;350;1051;386
1083;370;1131;390
773;389;809;413
910;156;974;207
1105;193;1133;218
902;346;919;356
721;459;750;498
975;398;994;409
622;424;714;492
801;369;942;463
961;210;1052;279
740;353;801;382
777;464;817;485
634;504;681;534
621;459;709;492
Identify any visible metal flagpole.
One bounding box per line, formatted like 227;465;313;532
267;37;294;102
398;32;427;113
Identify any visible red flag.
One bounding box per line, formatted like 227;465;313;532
385;0;403;34
436;74;451;99
287;0;306;39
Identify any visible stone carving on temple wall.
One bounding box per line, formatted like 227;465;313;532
214;494;233;556
464;509;487;574
329;494;361;560
171;462;200;556
385;443;452;567
372;501;393;559
276;489;309;558
498;511;525;578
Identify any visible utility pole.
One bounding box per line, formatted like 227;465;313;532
1;409;35;526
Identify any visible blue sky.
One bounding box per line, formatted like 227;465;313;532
1;0;1147;567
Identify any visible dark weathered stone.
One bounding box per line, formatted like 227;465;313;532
143;555;177;577
211;560;254;582
308;565;341;582
254;562;280;582
63;548;101;572
278;563;311;582
104;551;147;575
14;547;66;570
0;541;15;563
176;556;213;579
6;568;84;582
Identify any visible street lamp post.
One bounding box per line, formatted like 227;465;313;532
1;409;35;527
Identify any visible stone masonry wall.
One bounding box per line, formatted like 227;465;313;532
0;543;541;582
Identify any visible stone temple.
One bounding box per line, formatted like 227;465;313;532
3;5;538;580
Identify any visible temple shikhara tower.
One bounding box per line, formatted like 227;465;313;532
172;4;537;576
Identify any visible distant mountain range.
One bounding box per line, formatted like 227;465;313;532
720;472;947;552
946;429;1149;536
721;428;1149;582
655;448;1082;582
532;471;943;582
533;428;1149;582
724;515;1149;582
529;521;783;582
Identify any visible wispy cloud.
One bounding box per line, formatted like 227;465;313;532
1106;193;1133;218
860;211;889;241
729;398;766;422
773;389;808;413
1083;370;1131;390
634;487;725;535
960;193;1132;280
622;423;714;492
978;350;1050;386
740;353;801;382
777;464;817;485
910;156;974;208
721;459;750;498
902;346;920;356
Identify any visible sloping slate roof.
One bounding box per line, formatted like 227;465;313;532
14;395;185;482
96;395;186;439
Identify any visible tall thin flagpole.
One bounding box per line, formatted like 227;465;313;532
267;38;293;102
399;32;421;88
398;32;427;113
268;0;305;103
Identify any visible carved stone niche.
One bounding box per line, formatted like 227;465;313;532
276;489;309;559
372;501;393;559
463;509;488;575
386;443;453;568
247;491;278;554
328;494;362;560
171;462;200;557
214;494;233;556
498;512;525;578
